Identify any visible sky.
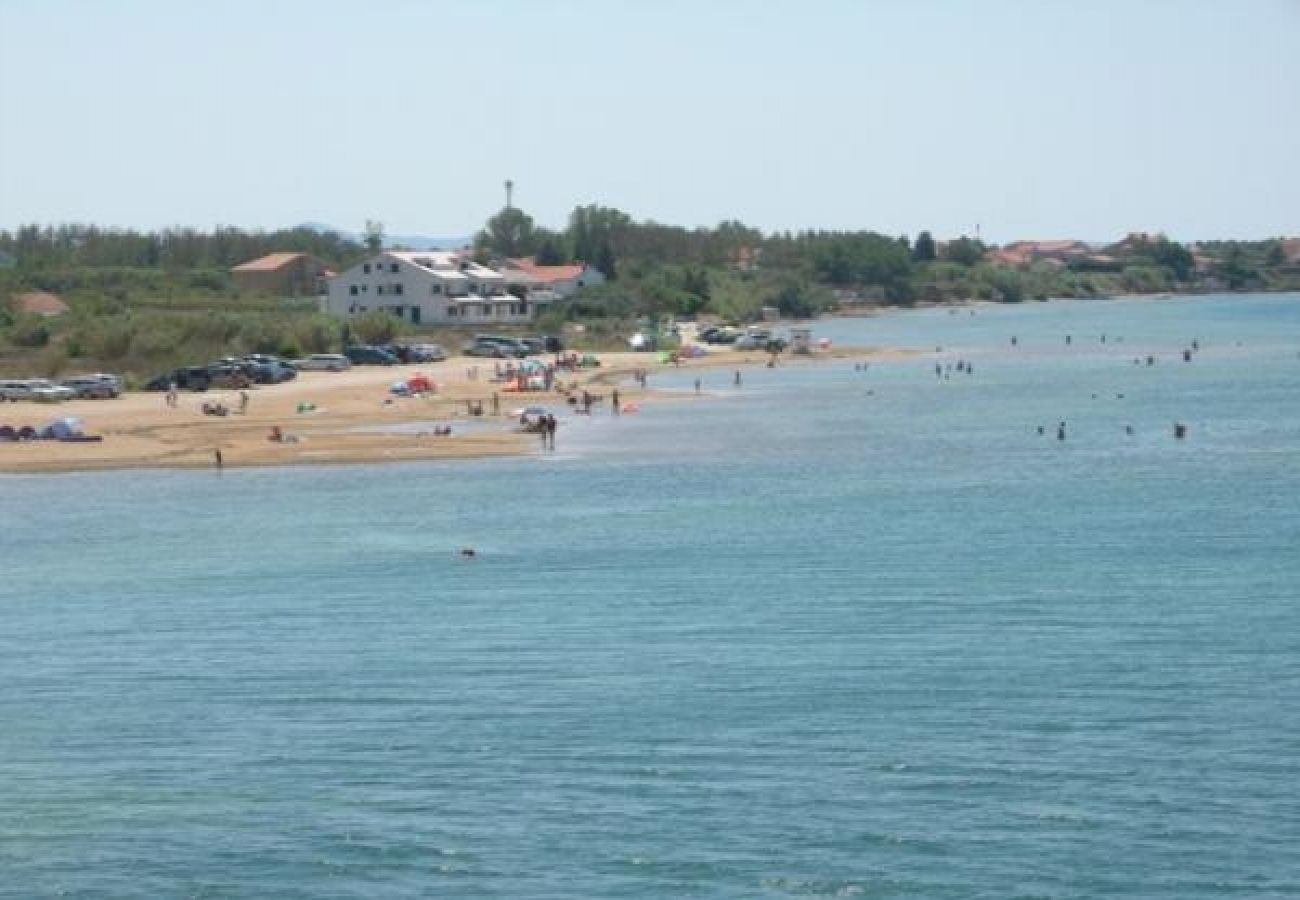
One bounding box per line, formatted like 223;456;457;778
1;0;1298;243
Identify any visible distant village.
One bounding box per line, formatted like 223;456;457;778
203;232;1300;327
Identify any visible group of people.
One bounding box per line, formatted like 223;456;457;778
532;413;558;449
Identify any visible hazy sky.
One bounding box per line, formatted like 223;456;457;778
2;0;1297;242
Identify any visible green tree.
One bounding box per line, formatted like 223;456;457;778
363;221;385;254
533;229;569;265
567;205;632;273
476;207;537;259
942;236;986;266
912;230;937;262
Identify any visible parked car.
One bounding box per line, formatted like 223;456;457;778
732;331;775;351
142;366;211;392
207;363;253;389
344;345;399;365
406;342;447;362
26;379;77;402
62;374;123;399
463;340;512;358
701;326;739;344
293;353;351;372
242;355;297;384
466;335;528;358
519;337;546;355
0;379;36;401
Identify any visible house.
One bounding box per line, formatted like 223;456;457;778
731;245;762;272
13;291;69;317
986;240;1091;267
231;252;333;297
501;258;605;299
324;251;536;325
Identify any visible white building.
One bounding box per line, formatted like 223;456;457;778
324;251;542;326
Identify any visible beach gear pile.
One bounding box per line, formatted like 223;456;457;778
0;416;103;443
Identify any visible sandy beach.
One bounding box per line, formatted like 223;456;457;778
0;345;906;474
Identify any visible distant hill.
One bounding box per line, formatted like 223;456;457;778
297;223;471;251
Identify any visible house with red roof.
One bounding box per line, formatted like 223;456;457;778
231;252;333;298
986;239;1091;267
502;258;606;299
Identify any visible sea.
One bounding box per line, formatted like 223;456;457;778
2;292;1298;898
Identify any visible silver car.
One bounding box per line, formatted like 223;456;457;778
62;374;123;399
293;354;351;372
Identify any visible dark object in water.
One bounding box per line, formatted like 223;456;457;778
460;547;477;559
1174;423;1187;440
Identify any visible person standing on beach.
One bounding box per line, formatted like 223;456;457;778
492;392;500;416
545;414;557;450
611;388;620;415
214;448;223;470
734;370;742;387
239;391;249;414
694;378;701;395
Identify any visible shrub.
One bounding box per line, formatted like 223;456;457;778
350;310;402;344
9;315;53;347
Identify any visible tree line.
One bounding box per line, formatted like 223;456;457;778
0;224;364;270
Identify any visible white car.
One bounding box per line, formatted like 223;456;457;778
293;354;351;372
0;379;34;401
26;379;77;402
62;374;123;399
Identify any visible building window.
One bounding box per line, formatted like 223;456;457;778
430;284;442;295
363;263;371;274
377;285;384;295
349;285;358;296
390;262;398;273
448;306;458;316
394;283;403;295
362;285;368;293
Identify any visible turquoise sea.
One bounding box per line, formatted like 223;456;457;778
3;293;1299;898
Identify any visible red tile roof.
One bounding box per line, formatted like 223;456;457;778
231;252;311;272
507;258;588;283
14;291;68;316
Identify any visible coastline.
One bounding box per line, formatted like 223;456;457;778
0;345;901;475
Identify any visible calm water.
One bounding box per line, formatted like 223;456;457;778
3;294;1299;898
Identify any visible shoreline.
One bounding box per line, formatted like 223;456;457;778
0;345;901;476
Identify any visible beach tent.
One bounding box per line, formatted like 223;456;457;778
39;417;83;439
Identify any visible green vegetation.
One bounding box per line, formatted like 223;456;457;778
3;217;1298;380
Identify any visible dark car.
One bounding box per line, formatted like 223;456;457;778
144;366;211;392
242;354;298;384
344;345;399;365
519;337;546;355
207;363;253;389
376;343;410;363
